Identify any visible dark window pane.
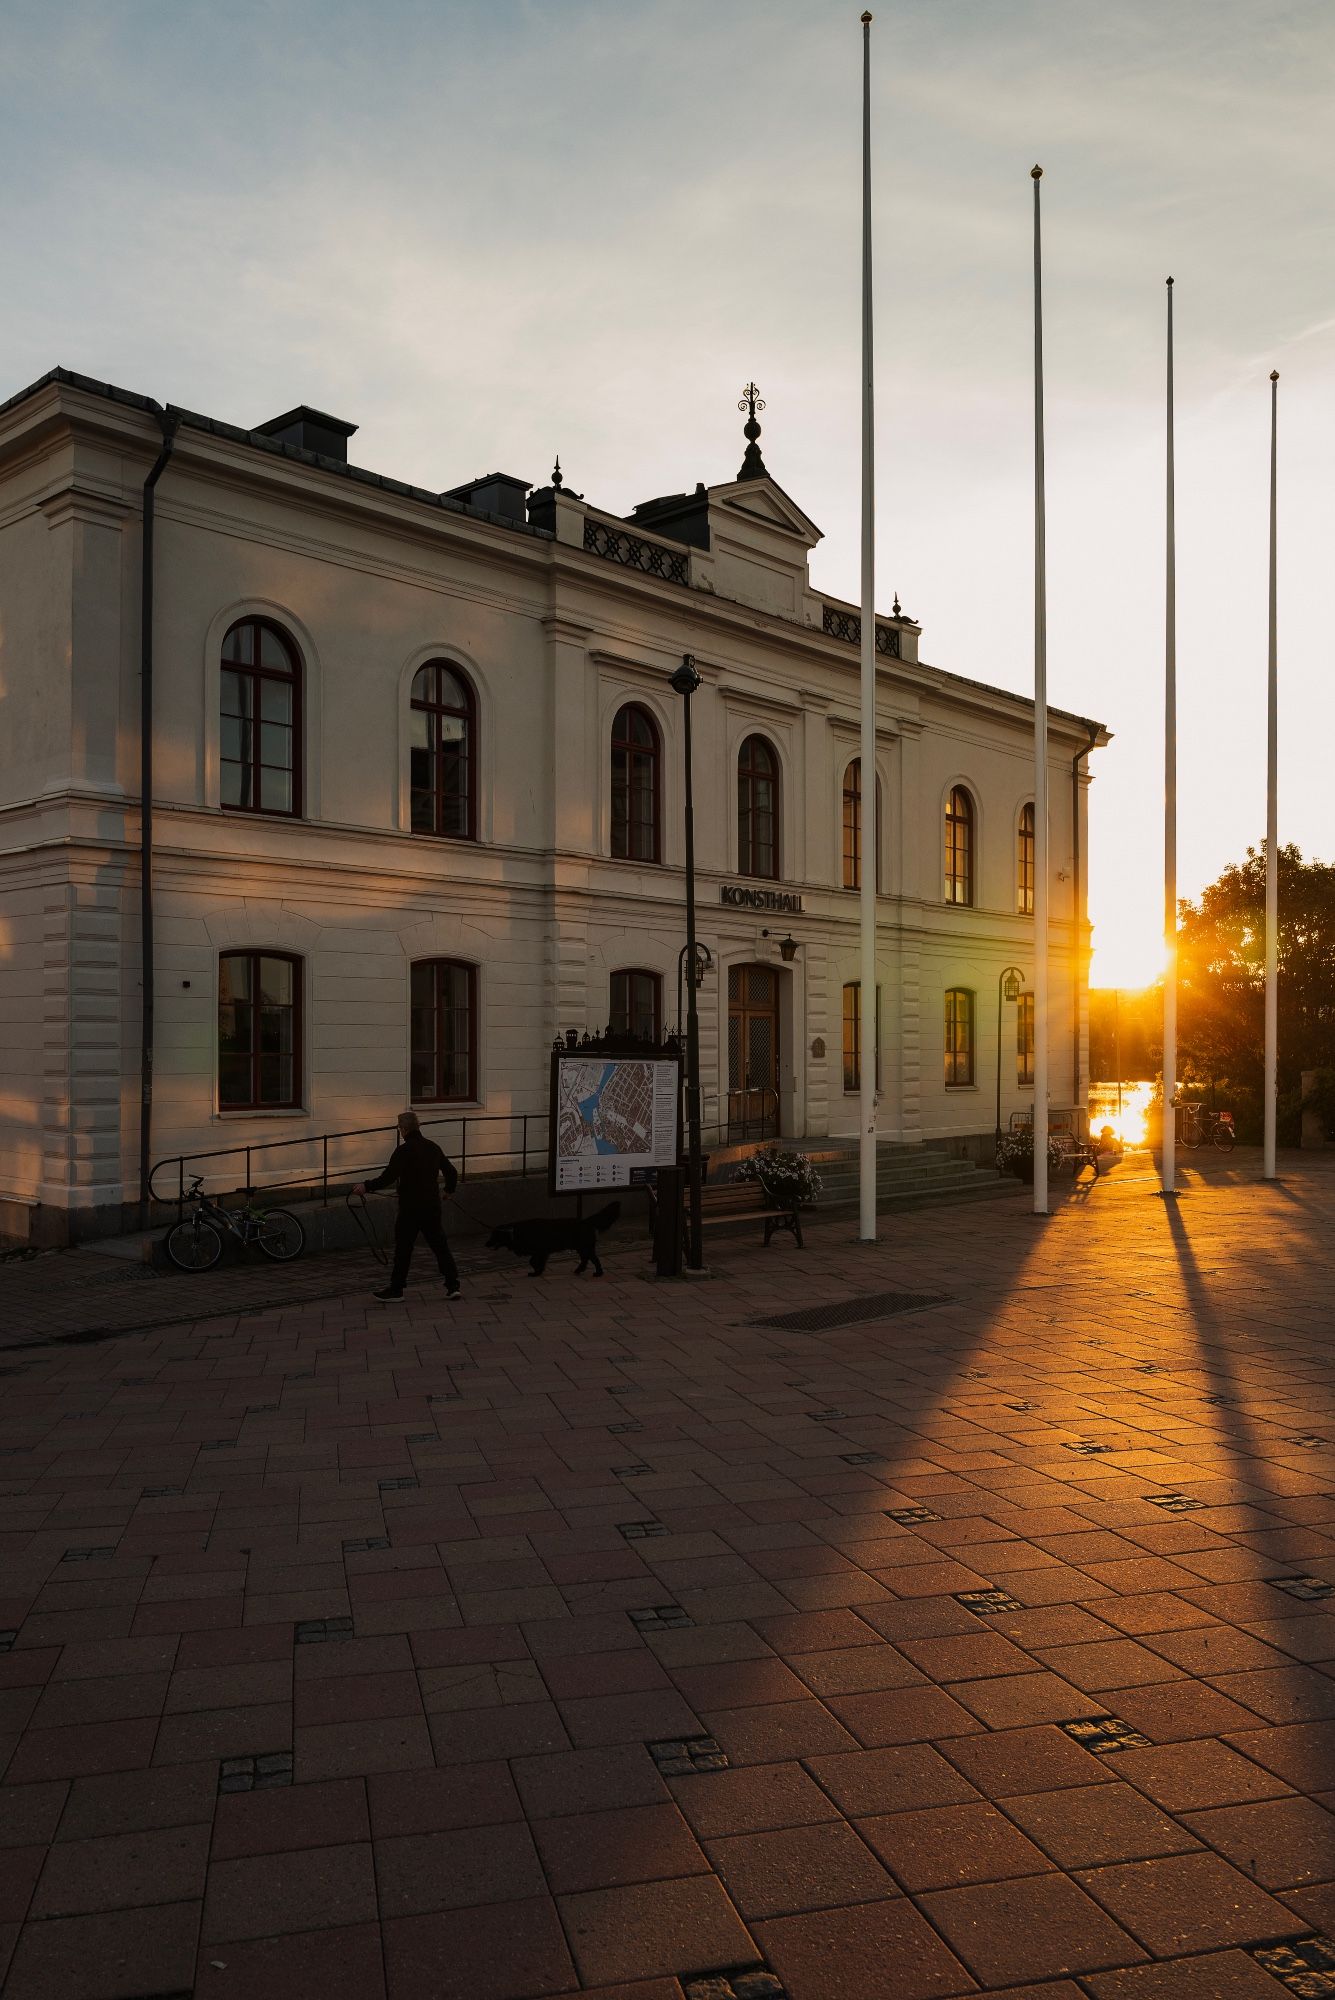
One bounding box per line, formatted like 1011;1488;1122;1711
222;625;254;666
260;679;292;723
260;722;291;767
219;1054;251;1106
261;768;292;814
221;669;250;718
259;626;292;671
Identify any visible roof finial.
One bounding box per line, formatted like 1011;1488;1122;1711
892;591;901;618
737;381;768;481
551;455;563;491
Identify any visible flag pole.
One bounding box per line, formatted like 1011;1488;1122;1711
1031;165;1049;1219
1162;277;1178;1198
1263;370;1279;1180
858;9;877;1242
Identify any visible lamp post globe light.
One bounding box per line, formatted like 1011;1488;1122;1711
670;655;705;1270
996;965;1025;1153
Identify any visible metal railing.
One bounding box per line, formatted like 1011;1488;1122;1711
583;516;690;585
719;1088;780;1146
148;1109;549;1214
821;603;902;657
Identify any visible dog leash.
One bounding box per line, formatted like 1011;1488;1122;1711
345;1190;389;1267
347;1187;491;1263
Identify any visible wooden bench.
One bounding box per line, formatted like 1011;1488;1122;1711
647;1176;804;1248
1008;1111;1105;1178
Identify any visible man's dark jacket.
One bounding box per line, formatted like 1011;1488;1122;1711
367;1133;458;1208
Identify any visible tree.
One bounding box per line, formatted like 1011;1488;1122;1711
1177;843;1335;1140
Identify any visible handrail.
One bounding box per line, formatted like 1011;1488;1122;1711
149;1108;549;1211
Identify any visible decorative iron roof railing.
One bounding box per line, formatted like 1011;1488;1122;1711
583;517;690;586
822;604;902;657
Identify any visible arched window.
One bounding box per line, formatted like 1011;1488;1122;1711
410;662;475;839
1017;802;1035;915
610;968;661;1042
945;786;974;905
944;986;975;1087
611;704;660;862
221;618;301;816
410;959;477;1102
842;759;883;892
218;951;302;1109
738;735;780;880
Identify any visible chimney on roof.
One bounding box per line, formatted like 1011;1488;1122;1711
255;406;358;462
441;473;531;525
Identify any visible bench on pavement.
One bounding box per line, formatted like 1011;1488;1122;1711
647;1175;804;1248
1008;1110;1105;1178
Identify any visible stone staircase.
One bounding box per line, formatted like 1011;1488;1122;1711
800;1138;1018;1216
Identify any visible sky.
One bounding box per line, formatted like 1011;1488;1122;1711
3;0;1331;987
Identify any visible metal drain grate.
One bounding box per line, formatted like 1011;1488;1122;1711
751;1291;951;1333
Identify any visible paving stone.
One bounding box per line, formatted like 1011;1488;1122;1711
3;1153;1335;2000
1074;1851;1301;1956
646;1734;729;1776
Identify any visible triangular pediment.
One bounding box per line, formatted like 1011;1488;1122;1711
707;476;823;547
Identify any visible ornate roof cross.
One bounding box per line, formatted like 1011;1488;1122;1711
737;381;768;482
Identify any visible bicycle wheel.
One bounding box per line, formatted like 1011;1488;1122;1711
255;1208;305;1261
1212;1121;1235;1153
164;1217;223;1272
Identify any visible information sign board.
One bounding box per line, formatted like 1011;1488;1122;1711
549;1050;681;1194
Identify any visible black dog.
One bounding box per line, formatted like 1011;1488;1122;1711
486;1202;620;1277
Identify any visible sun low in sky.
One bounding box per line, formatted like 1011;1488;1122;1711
2;0;1329;981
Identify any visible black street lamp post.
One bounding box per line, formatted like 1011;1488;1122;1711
995;964;1025;1152
670;655;705;1269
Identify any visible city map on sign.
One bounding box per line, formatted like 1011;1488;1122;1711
552;1056;680;1191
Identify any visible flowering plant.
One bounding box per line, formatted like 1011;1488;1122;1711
734;1146;823;1205
995;1128;1065;1180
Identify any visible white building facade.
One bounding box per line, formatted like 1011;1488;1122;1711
0;370;1107;1245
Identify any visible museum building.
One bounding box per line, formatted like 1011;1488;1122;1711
0;368;1107;1244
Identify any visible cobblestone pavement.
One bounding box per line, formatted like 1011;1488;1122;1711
0;1150;1332;1998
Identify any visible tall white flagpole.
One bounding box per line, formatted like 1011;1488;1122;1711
1162;278;1178;1198
1263;370;1279;1180
1031;165;1049;1218
858;10;878;1242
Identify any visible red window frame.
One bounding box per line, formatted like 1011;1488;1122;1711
610;704;661;862
217;950;303;1110
945;787;974;905
410;958;478;1103
738;734;780;880
220;618;302;818
609;967;661;1042
410;661;476;840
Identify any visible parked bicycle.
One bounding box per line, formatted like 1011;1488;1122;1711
1179;1104;1236;1152
164;1176;306;1272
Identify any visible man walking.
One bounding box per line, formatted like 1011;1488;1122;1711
355;1111;461;1303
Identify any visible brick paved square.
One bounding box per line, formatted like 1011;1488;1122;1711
2;1158;1334;1994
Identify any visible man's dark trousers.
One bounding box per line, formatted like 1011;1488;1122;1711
390;1202;458;1293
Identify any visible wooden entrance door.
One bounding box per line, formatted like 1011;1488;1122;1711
728;964;779;1139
